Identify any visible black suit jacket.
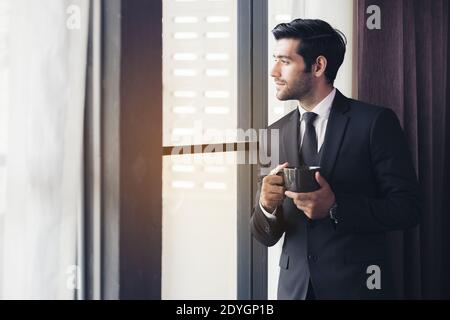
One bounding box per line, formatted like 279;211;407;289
250;90;421;300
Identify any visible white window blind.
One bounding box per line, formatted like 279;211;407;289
163;0;237;147
162;0;238;300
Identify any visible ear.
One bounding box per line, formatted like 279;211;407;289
313;55;327;78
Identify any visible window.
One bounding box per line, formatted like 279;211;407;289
0;0;357;300
162;0;238;299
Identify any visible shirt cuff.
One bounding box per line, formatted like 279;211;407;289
259;202;277;220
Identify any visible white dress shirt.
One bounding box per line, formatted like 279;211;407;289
260;88;336;218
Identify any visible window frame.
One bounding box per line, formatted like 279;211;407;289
91;0;269;300
87;0;163;300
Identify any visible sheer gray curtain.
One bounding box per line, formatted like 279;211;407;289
0;0;89;299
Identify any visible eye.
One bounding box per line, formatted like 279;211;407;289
281;59;289;65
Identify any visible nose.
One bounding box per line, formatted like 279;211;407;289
270;62;281;78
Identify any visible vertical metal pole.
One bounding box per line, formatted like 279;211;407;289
92;0;102;300
251;0;269;300
237;0;253;300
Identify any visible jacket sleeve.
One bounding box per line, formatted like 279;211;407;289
335;108;422;233
250;172;286;247
250;128;285;246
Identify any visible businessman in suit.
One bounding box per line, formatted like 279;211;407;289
250;19;421;299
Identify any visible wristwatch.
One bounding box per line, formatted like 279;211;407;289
329;202;339;224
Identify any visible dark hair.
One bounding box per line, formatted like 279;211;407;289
272;19;347;84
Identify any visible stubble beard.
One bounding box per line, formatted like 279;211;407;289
276;72;314;102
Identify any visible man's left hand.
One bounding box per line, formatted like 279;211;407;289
284;172;335;220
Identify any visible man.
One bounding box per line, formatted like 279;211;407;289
250;19;421;300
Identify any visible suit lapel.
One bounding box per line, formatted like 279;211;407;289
282;109;301;167
319;90;350;181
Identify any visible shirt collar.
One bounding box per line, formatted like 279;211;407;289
298;88;336;120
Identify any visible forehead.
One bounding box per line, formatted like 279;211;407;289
273;38;301;58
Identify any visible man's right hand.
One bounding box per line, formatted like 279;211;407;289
260;162;289;212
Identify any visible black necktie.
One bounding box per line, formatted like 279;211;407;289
300;112;319;166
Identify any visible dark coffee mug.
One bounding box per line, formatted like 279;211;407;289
281;166;321;193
